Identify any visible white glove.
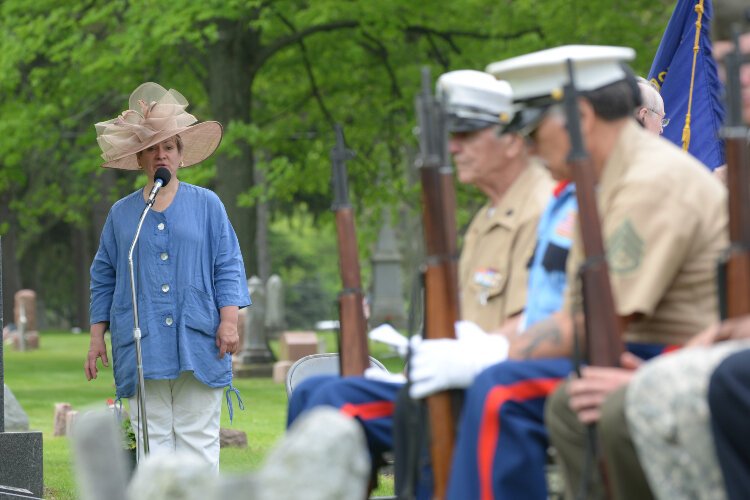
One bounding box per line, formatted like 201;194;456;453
408;320;509;399
363;367;407;385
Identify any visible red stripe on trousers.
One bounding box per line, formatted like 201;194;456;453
478;378;562;500
340;401;395;420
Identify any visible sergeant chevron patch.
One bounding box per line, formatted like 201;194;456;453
607;219;644;273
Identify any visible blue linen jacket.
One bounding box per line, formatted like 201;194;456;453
90;182;251;398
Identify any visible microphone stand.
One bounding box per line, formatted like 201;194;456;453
128;188;161;461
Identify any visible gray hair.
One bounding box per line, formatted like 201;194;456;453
636;76;664;115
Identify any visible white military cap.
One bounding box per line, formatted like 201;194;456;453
436;70;515;132
486;45;636;105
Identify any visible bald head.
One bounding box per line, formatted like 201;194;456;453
635;77;666;134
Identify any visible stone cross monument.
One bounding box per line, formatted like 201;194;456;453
234;276;274;377
370;221;407;328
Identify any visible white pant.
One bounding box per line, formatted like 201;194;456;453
129;371;222;473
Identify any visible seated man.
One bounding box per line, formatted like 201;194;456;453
286;68;552;487
461;44;726;500
625;4;750;499
635;76;667;134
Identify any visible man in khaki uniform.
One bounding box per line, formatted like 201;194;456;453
285;69;553;495
626;3;750;499
430;70;553;333
457;132;552;332
458;45;727;500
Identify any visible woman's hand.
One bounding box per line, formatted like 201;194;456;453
216;306;241;358
85;323;109;380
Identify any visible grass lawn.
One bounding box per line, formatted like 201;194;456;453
3;330;405;499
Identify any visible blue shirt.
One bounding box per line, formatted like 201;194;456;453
90;182;251;398
522;182;577;330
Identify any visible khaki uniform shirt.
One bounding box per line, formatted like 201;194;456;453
564;120;727;345
459;161;554;332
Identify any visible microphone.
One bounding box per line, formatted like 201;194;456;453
147;167;172;205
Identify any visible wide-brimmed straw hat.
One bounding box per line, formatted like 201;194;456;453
94;82;222;170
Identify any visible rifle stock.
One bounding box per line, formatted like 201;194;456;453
562;59;625;367
331;124;370;376
414;67;461;499
720;31;750;319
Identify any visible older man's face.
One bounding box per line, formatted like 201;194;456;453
637;105;666;134
449;126;511;186
714;32;750;124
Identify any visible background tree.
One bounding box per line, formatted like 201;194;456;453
0;0;672;329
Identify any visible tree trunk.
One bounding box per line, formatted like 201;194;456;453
71;225;91;330
255;160;271;282
205;19;260;278
0;195;21;327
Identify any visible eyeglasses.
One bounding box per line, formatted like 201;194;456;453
647;108;670;128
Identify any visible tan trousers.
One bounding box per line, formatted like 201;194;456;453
546;381;654;500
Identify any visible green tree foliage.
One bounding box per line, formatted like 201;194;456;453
0;0;673;327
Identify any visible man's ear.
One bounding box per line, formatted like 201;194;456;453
577;98;596;136
503;133;525;158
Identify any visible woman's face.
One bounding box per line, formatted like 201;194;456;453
138;137;183;181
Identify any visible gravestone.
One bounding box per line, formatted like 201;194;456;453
70;408;369;500
370;221;407;328
254;407;370;500
69;411;128;500
264;274;286;338
236;307;246;358
234;276;274;377
3;385;29;431
219;428;248;448
0;238;44;500
279;332;318;362
12;291;39;352
53;403;72;437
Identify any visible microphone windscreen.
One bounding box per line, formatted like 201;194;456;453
154;167;172;187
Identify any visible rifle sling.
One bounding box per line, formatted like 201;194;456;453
338;287;363;297
423;253;460;267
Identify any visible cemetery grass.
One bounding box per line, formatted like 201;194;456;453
4;331;403;499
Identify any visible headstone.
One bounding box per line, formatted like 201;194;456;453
0;432;43;499
53;403;72;437
254;407;370;500
65;410;79;437
126;452;217;500
370;220;407;328
13;291;39;352
219;428;247;448
279;331;318;362
68;410;369;500
13;291;36;333
69;411;128;500
3;385;29;431
235;308;246;359
272;360;294;384
234;276;274;377
0;239;44;500
264;274;286;338
11;332;38;352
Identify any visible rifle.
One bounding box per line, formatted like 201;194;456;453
562;59;625;367
719;28;750;319
413;67;461;499
331;124;370;376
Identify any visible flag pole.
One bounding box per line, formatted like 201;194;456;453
682;0;706;151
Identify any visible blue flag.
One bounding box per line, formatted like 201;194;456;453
648;0;725;170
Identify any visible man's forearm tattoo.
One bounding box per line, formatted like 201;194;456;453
520;319;563;359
